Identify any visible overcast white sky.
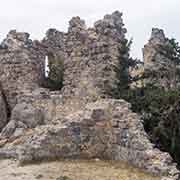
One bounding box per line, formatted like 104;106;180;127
0;0;180;59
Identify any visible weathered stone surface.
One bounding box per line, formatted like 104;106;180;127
0;99;179;179
43;11;127;103
0;11;179;180
0;30;46;110
0;88;8;131
42;28;65;57
11;102;44;128
143;28;178;89
41;11;129;121
0;102;44;138
0;120;17;137
1;30;32;50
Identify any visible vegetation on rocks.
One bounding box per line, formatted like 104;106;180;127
114;38;141;98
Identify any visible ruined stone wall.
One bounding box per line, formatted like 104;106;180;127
0;11;128;129
0;12;179;180
43;12;126;100
42;11;127;117
143;28;177;89
0;30;46;110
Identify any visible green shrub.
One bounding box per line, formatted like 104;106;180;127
122;85;180;165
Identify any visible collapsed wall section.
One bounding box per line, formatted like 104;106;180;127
0;99;179;180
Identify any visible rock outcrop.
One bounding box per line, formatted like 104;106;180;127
0;11;179;180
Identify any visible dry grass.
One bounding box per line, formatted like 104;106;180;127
0;159;160;180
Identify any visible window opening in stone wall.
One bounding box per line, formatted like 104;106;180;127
42;53;64;91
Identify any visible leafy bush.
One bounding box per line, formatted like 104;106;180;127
123;85;180;165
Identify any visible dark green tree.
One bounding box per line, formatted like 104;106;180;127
114;38;140;98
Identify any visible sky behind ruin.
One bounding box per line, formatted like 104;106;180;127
0;0;179;59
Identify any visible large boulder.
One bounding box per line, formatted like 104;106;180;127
1;102;44;138
11;102;44;128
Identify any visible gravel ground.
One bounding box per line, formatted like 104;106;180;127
0;159;160;180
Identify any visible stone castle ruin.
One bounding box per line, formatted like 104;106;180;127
0;11;179;180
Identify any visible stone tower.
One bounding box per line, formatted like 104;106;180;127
43;11;127;103
143;28;178;89
0;30;45;110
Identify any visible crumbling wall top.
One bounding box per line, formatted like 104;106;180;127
1;30;33;50
94;11;126;40
149;28;166;45
68;16;86;32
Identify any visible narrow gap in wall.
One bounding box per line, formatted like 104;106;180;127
45;55;49;77
0;84;11;119
41;54;64;91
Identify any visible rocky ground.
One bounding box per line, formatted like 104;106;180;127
0;159;160;180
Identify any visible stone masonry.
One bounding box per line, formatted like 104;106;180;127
143;28;178;89
43;12;126;99
42;11;128;119
0;12;179;180
0;30;46;110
